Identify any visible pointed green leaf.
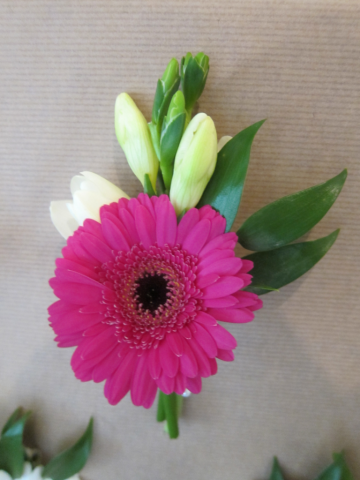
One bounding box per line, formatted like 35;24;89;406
197;120;265;232
237;169;347;252
42;418;93;480
269;457;285;480
0;410;31;478
1;407;23;435
331;452;354;480
244;229;339;295
144;174;156;197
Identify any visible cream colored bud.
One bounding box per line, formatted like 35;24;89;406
170;113;217;215
115;93;159;190
50;172;128;239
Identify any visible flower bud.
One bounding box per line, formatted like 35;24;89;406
181;52;210;113
152;58;181;126
170;113;217;215
50;172;129;239
115;93;158;190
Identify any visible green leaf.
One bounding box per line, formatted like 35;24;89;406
269;457;285;480
243;229;339;295
1;407;23;435
0;409;31;478
144;174;156;197
197;120;265;232
237;169;347;252
181;52;209;113
331;452;354;480
42;418;93;480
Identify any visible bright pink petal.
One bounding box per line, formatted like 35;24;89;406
80;233;114;264
92;346;123;383
135;205;156;248
131;353;154;406
159;340;179;378
240;259;254;273
155;196;177;247
199;232;238;258
216;349;235;362
118;207;139;245
148;347;162;380
194;311;218;327
186;375;202;394
156;372;175;394
191;322;218;358
205;324;237;350
101;217;130;252
198;205;216;220
208;215;226;241
208;307;254;324
177;208;200;245
201;276;244;299
81;326;117;360
198;257;242;277
105;349;138;405
179;338;198;378
188;339;211;377
49;279;103;304
202;296;238;308
55;258;98;280
182;219;211;255
166;332;184;357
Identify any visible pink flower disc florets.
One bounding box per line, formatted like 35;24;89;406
49;194;262;408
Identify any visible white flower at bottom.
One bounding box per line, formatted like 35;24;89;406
50;171;129;239
0;463;80;480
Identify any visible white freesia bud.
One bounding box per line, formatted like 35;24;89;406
170;113;217;215
50;171;128;239
115;93;159;190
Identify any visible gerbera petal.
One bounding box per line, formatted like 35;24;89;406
156;373;175;394
101;217;130;252
177;208;199;245
201;276;244;299
205;324;237;350
199;232;238;257
208;307;254;323
155;196;177;247
148;347;162;380
197;248;234;268
135;205;156;248
182;219;211;255
179;338;198;378
185;375;202;394
202;296;238;308
81;326;117;360
232;291;261;308
51;311;102;335
196;273;220;289
55;258;99;280
216;348;235;362
208;214;226;241
49;279;103;304
105;349;138;405
131;353;155;406
159;340;179;378
240;259;254;273
92;346;123;383
118;207;139;244
198;257;242;277
188;338;212;377
194;311;218;326
174;372;186;395
191;322;218;358
80;232;114;264
166;332;184;357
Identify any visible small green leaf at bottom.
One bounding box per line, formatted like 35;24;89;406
243;230;339;295
42;418;93;480
269;457;285;480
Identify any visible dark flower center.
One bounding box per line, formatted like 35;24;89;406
135;273;169;314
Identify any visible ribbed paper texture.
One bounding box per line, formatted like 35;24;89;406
0;1;359;479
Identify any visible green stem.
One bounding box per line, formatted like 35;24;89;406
162;392;179;439
156;390;166;422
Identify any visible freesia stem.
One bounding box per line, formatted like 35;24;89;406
160;391;179;439
156;391;166;422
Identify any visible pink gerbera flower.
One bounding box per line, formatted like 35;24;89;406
49;193;262;408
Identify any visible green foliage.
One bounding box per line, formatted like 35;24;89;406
198;120;265;231
180;52;209;114
144;173;156;197
270;452;354;480
0;408;30;478
237;170;347;252
42;418;93;480
244;230;339;295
